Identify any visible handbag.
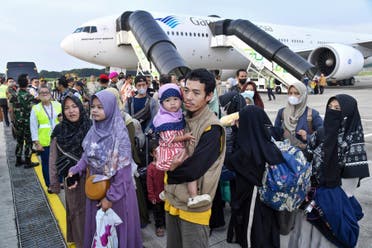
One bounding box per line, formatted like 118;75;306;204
85;168;111;200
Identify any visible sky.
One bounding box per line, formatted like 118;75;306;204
1;0;372;72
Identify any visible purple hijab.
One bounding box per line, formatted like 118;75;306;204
153;84;184;131
82;90;132;176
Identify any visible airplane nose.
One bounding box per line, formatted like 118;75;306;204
60;35;74;55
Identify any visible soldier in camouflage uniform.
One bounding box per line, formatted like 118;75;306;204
9;74;38;168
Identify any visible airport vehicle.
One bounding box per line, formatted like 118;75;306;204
6;62;39;80
61;11;372;86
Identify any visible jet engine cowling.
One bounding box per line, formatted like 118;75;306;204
308;43;364;80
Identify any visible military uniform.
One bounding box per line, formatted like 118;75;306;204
9;89;34;165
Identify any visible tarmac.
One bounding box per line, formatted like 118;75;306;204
0;77;372;248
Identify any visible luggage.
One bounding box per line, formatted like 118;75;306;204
258;140;311;211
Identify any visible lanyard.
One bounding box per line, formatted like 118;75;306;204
42;103;54;128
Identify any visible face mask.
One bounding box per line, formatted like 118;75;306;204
239;79;246;85
245;90;254;99
137;88;147;95
288;96;301;105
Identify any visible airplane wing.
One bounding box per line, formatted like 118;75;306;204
357;41;372;49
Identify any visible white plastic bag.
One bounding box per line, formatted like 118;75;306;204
92;208;123;248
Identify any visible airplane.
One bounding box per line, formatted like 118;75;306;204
61;10;372;85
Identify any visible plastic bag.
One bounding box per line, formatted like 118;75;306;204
92;208;123;248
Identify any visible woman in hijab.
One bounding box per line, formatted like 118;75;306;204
49;95;91;248
105;87;150;228
288;94;369;247
226;105;284;248
274;81;323;149
68;90;142;248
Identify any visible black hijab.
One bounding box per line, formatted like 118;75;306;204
219;91;246;115
52;95;91;159
322;94;369;187
229;106;283;185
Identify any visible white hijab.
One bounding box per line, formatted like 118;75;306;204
283;81;308;133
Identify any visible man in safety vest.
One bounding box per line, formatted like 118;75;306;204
266;77;276;101
0;78;10;126
30;85;61;192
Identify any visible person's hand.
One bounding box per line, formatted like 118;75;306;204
183;132;195;144
67;181;78;189
169;150;189;171
97;197;112;211
297;129;307;141
34;141;44;151
67;172;78;189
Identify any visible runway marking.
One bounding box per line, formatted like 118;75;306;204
32;154;75;248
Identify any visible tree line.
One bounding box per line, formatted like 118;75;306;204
39;68;106;78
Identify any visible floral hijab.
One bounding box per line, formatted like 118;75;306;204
82;90;132;177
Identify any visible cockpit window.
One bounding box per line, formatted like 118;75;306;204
73;27;83;33
73;26;97;33
82;26;90;32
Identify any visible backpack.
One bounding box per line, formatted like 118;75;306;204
131;118;145;149
258;140;312;212
124;112;145;149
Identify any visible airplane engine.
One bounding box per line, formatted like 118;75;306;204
308;43;364;80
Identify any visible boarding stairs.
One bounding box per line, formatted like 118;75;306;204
115;10;190;77
116;30;157;75
209;19;317;87
211;35;299;88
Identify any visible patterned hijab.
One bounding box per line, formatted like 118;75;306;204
322;94;369;187
52;95;91;155
283;81;308;133
51;95;91;176
82;90;132;177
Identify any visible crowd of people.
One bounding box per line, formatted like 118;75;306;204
0;68;369;248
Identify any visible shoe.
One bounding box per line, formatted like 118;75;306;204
155;227;165;237
187;194;212;208
15;157;24;167
31;162;39;167
47;189;54;194
159;191;166;201
60;184;64;190
24;158;38;169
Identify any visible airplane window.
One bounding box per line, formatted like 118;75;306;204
90;26;97;33
194;33;196;37
73;27;83;33
167;31;170;35
171;31;174;35
181;32;183;36
206;33;208;37
198;33;200;37
185;32;188;36
83;26;90;33
189;32;192;36
202;33;204;37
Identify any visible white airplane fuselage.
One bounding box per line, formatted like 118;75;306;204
61;12;372;79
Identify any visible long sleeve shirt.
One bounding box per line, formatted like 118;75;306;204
30;103;60;142
167;125;222;184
